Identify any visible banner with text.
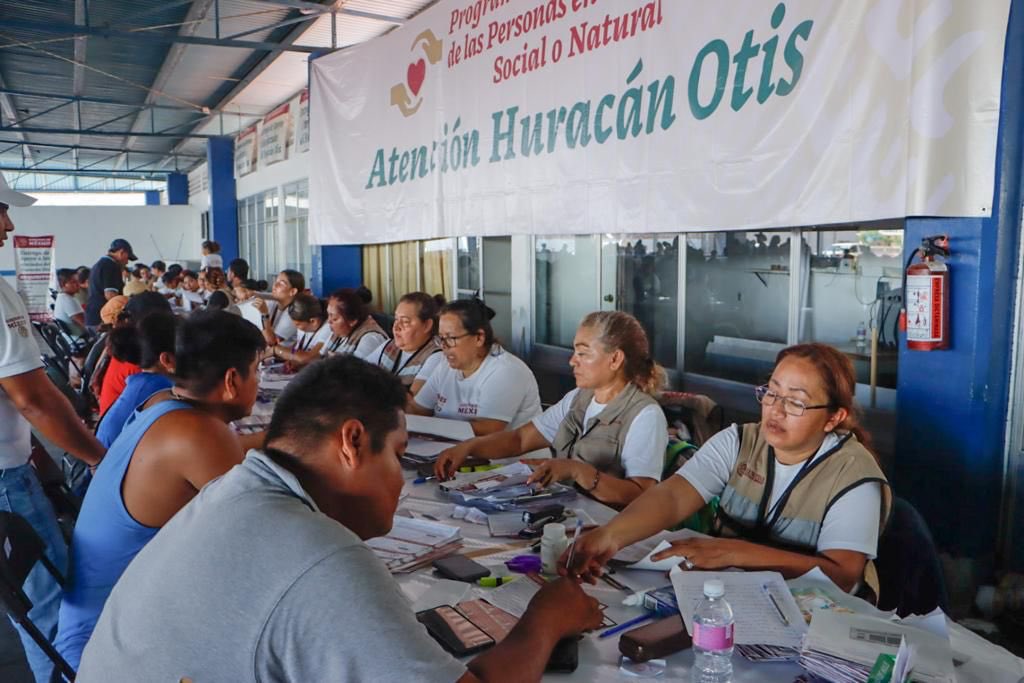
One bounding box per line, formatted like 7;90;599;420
260;102;291;166
309;0;1011;245
296;89;310;154
235;124;258;177
13;235;55;322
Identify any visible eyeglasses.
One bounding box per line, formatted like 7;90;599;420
754;385;833;417
438;333;471;348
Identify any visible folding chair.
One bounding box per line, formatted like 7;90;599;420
0;511;76;681
875;497;950;617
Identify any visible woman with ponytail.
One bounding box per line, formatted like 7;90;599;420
566;343;892;597
435;311;668;508
408;298;541;436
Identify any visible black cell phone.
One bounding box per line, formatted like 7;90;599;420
433;554;491;582
416;605;496;656
545;636;579;673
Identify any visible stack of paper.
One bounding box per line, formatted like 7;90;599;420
611;529;709;571
366;516;462;573
402;415;475;466
799;611;956;683
671;569;807;661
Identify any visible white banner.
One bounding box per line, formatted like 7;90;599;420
13;235;55;322
235;124;258;177
260;102;290;166
310;0;1011;246
296;89;310;154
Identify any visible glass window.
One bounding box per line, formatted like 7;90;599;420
535;236;599;348
283;179;312;276
603;235;679;367
457;237;480;295
684;230;791;384
798;222;904;388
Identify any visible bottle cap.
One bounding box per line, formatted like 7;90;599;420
542;522;566;540
703;579;725;598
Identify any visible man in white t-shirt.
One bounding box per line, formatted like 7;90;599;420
53;268;87;341
0;172;106;682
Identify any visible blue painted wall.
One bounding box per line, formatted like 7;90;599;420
312;245;362;297
206;136;240;264
144;190;160;206
166;172;189;205
895;1;1023;567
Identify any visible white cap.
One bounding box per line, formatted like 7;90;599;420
0;172;36;207
703;579;725;598
542;522;566;539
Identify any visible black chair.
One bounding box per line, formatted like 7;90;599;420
0;511;76;681
875;497;950;617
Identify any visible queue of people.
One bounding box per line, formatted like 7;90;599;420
1;167;896;682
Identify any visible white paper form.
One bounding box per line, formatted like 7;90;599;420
405;437;452;459
406;414;475;441
670;568;807;648
612;529;709;570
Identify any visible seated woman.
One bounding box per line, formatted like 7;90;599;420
96;311;177;448
435;311;666;508
253;269;303;346
410;299;541;437
564;343;891;595
367;292;445;396
97;292;172;416
233;278;269;329
269;294;332;368
321;288;389;361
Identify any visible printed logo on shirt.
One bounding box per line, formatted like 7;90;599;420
436;393;448;408
457;403;478;417
736;463;765;485
6;313;29;337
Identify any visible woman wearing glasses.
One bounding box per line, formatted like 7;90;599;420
563;343;891;596
368;292;445;396
408;298;541;436
434;311;668;509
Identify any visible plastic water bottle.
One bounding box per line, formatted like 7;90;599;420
856;321;867;350
540;522;567;574
692;579;734;683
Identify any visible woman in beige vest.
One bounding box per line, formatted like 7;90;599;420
321;288;388;361
566;343;891;595
434;311;668;509
367;292;445;396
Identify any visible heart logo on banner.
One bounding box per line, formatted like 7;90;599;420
407;59;426;96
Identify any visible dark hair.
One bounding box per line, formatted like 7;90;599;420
173;310;265;394
440;298;496;347
239;278;268;292
124;290;172;321
161;271;179;285
398;292;445;335
132;264;150;278
201;240;221;254
328;288;368;325
108;325;141;365
167;263;183;275
206;290;230;310
266;355;406;454
580;311;665;396
279;269;305;292
355;286;373;305
137;311;178;369
228;258;250;281
56;268;77;287
75;266;90;284
151;260;166;272
181;269;198;280
289;293;325;322
774;343;875;457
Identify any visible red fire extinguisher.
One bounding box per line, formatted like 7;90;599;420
900;234;950;351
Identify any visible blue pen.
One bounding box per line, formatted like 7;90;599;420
598;613;655;639
413;475;437;485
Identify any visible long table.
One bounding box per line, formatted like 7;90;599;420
398;472;805;682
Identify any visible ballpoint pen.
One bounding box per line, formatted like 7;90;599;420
763;584;790;626
598;613;654;639
412;475;437;485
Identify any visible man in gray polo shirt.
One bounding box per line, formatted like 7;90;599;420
78;355;602;682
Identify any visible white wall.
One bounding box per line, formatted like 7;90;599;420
234;149;310;199
0;205;202;275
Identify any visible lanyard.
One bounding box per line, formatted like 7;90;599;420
390;339;435;375
757;433;851;530
294;323;324;353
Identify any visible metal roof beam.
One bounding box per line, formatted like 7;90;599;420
0;88;207;113
253;0;406;24
0;19;323;53
0;166;166;179
72;0;88;167
0;73;33;164
224;12;320;41
0;126;218;139
0;138;204;158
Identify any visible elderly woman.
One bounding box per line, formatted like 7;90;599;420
435;311;666;508
367;292;445;396
321;288;389;361
564;343;891;595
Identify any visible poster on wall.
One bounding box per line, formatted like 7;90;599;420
260;102;290;166
309;0;1012;245
296;89;310;154
235;124;258;177
13;235;55;322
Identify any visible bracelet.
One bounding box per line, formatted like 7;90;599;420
585;468;600;492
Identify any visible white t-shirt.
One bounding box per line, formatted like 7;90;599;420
54;291;84;327
322;328;389;362
180;290;206;313
236;299;264;329
367;340;444;384
532;388;667;481
0;279;44;468
415;346;541;429
677;425;882;558
266;301;297;344
294;323;333;354
200;253;223;270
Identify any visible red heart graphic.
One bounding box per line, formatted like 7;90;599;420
407;59;426;97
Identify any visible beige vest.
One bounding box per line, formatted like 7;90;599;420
376;338;442;387
550;384;659;479
714;423;892;597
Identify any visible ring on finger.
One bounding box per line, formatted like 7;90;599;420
682;557;695;570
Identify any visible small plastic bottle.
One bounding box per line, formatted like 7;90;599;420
692;579;734;683
856;321;868;350
540;522;567;574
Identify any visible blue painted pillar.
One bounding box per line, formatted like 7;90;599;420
166;172;189;205
206;136;239;264
895;2;1023;566
310;245;362;297
144;190;160;205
